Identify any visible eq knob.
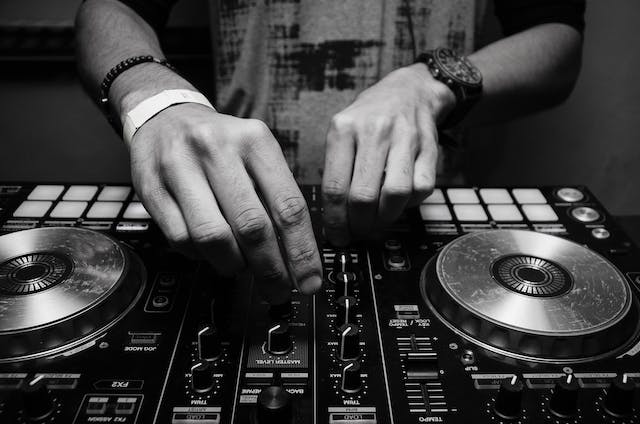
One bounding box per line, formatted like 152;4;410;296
333;251;353;273
191;360;214;393
337;324;360;361
604;375;636;417
341;361;362;393
197;324;222;361
21;376;56;422
494;376;524;420
267;322;292;355
335;271;356;298
549;374;580;418
335;296;357;327
257;385;292;424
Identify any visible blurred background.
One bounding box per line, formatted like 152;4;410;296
0;0;638;215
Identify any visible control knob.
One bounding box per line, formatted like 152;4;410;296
333;251;353;273
198;324;222;361
337;324;360;361
21;376;56;422
494;376;524;420
335;270;356;297
257;385;292;424
549;374;580;418
341;361;362;393
267;322;292;355
604;375;636;417
191;360;214;393
335;296;357;327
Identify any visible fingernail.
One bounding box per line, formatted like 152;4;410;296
299;274;323;295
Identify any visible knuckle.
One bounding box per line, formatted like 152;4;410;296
414;178;435;197
361;116;391;136
322;180;348;205
190;122;215;141
330;113;354;131
234;208;271;244
382;184;412;199
244;119;272;139
274;195;308;227
349;185;379;205
288;246;317;267
166;229;190;246
190;221;234;246
257;267;286;284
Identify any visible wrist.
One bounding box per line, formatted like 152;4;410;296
406;62;457;123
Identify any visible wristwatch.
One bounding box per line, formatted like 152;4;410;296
415;48;483;128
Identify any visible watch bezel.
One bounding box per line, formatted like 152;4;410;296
431;47;482;88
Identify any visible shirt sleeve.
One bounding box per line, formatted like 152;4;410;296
494;0;586;36
116;0;179;32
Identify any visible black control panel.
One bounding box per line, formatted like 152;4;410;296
0;183;638;424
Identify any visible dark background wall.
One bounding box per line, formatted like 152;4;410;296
0;0;638;215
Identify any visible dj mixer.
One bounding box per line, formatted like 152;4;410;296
0;183;638;424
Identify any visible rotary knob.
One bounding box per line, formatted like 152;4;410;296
335;270;356;298
333;251;353;273
257;385;292;424
341;361;362;393
604;375;636;417
337;324;360;361
21;376;56;422
335;296;357;327
494;376;524;420
191;360;214;393
267;322;292;355
549;374;580;418
197;324;222;361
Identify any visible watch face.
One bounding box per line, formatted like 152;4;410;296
435;48;482;86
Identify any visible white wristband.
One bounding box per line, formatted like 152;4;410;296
122;89;215;144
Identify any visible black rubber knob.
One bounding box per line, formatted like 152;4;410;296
335;271;357;298
21;376;55;422
333;251;353;273
267;322;292;355
197;324;222;361
604;375;636;417
341;361;362;393
337;324;360;361
335;296;357;327
257;385;291;424
191;360;214;393
494;376;524;420
550;374;580;418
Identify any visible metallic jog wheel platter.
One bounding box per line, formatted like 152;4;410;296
421;229;640;363
0;227;145;362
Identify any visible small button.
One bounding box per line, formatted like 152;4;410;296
63;185;98;201
488;204;523;222
115;398;137;415
479;188;513;204
152;295;170;308
570;206;601;223
447;188;479;204
98;186;131;201
556;187;584;203
591;227;610;239
13;201;52;218
453;204;488;222
87;202;123;219
123;202;151;219
28;185;64;201
86;401;108;415
422;188;445;204
522;204;558;222
384;239;402;251
388;254;407;268
512;188;546;204
419;205;452;221
49;201;88;218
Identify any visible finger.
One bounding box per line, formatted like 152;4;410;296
409;115;438;206
247;131;323;296
378;125;416;225
161;163;246;277
322;114;356;247
348;119;391;237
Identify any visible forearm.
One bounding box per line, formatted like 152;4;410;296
75;0;195;125
464;23;583;126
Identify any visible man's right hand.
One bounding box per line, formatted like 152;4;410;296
126;103;323;304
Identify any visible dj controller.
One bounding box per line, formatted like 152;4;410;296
0;183;638;424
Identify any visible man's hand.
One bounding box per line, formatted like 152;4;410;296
128;104;323;304
322;63;456;246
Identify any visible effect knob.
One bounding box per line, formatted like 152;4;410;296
494;376;524;420
550;374;580;418
198;324;222;361
337;324;360;361
335;296;357;327
341;361;362;393
604;375;636;417
257;385;292;424
335;271;356;298
191;360;214;393
21;376;56;422
333;251;353;273
267;322;292;355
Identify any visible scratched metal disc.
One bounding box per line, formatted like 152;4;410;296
0;227;144;362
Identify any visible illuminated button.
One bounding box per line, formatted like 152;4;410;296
453;204;487;221
50;201;88;218
512;188;546;204
115;398;137;415
98;186;131;201
422;189;445;204
570;206;601;223
556;187;584;203
522;204;558;222
479;188;512;204
87;202;123;219
86;400;108;415
28;185;64;201
63;185;98;201
123;202;151;219
488;205;523;222
13;201;52;218
419;205;452;221
447;188;479;204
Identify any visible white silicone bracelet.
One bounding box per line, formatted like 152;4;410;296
122;89;215;144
